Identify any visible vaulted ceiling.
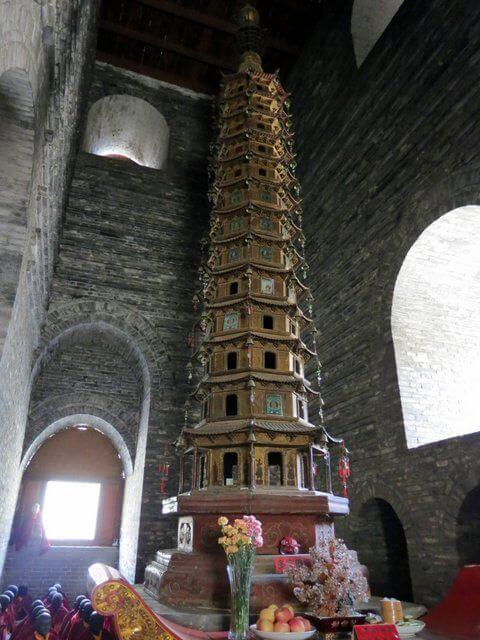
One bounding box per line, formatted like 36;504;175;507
96;0;324;95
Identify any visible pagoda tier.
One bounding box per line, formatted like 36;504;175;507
145;5;350;615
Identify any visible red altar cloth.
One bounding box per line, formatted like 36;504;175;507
422;564;480;639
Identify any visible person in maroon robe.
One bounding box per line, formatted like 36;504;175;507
52;586;70;611
88;614;115;640
12;604;45;640
66;603;92;640
30;610;59;640
59;596;86;640
0;595;11;640
48;595;68;637
14;586;32;622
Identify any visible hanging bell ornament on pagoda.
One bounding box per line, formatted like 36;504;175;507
186;361;193;382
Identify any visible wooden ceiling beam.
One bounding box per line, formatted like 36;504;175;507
96;51;214;95
100;20;237;71
133;0;301;56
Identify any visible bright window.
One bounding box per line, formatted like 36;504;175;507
43;481;101;541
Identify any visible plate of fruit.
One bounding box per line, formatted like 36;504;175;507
251;604;317;640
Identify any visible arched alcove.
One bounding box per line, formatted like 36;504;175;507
0;68;35;355
351;0;405;67
392;206;480;448
456;485;480;566
82;95;169;169
15;426;124;546
355;498;413;600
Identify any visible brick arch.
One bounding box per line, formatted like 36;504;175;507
349;490;413;600
38;299;165;394
26;393;137;459
21;413;134;477
348;479;415;539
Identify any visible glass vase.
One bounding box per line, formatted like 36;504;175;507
227;548;254;640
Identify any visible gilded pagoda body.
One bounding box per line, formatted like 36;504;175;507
144;9;350;614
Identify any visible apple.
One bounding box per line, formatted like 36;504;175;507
283;605;295;615
259;608;276;623
289;618;306;633
273;622;290;633
275;607;294;623
257;619;274;632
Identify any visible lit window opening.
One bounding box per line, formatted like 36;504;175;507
43;480;101;541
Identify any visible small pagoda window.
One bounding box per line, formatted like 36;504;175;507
227;352;238;370
297;398;306;420
294;359;301;374
260;191;273;203
299;453;309;488
258;122;266;130
234;168;242;177
260;246;273;261
202;399;209;419
264;352;277;369
226;394;238;416
199;454;207;489
263;315;274;329
267;452;283;486
223;452;238;486
259;168;267;177
229;281;239;295
258;144;266;153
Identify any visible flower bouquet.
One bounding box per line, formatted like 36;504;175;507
285;538;369;633
218;515;263;640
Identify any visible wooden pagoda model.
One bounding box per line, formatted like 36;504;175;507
145;5;350;613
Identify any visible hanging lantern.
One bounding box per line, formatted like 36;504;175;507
338;441;351;498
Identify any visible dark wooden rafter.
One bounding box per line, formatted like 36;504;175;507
97;0;323;94
100;20;238;71
132;0;301;56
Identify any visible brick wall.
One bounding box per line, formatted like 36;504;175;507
0;0;99;577
288;0;480;605
14;61;211;584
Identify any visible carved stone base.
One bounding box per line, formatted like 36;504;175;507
145;549;297;612
144;488;349;612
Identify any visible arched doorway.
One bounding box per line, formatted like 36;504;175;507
14;426;125;547
355;498;413;601
456;485;480;566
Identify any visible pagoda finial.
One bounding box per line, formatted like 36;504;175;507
235;4;265;72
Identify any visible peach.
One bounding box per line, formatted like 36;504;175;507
268;604;279;611
257;619;274;632
259;608;276;623
275;607;294;623
283;605;295;615
289;618;306;633
299;618;312;631
273;622;290;633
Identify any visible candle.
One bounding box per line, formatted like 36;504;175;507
392;599;404;622
381;598;396;623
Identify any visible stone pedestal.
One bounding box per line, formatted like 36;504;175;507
144;487;349;612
